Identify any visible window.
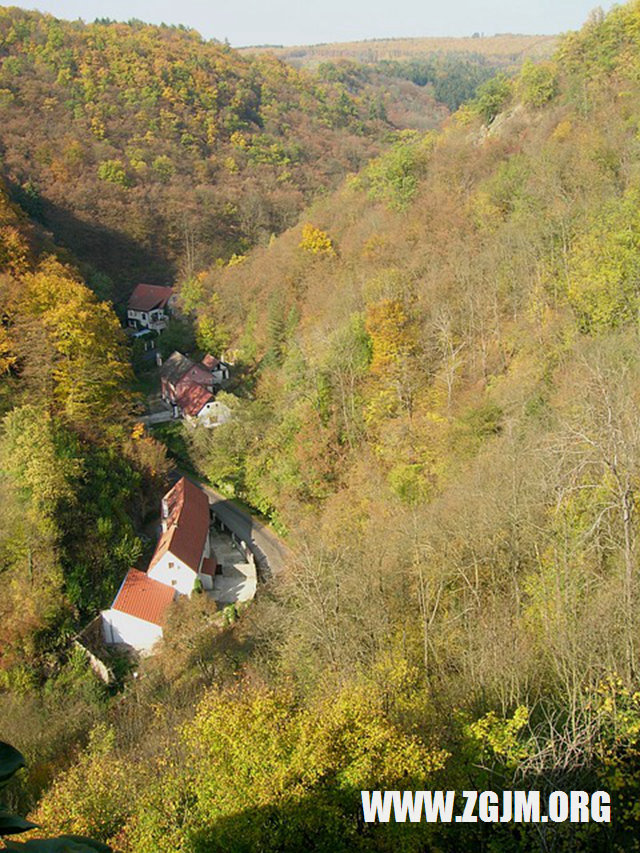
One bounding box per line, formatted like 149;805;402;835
171;579;177;586
169;561;174;568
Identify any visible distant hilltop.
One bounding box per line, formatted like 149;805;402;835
239;33;558;68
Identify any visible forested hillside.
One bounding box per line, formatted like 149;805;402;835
241;32;556;67
7;2;640;852
0;178;172;825
244;32;558;126
65;2;640;848
0;8;398;292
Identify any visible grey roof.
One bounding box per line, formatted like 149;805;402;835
160;351;195;385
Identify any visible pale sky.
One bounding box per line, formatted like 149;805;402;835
15;0;618;46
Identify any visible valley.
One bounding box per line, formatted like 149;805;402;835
2;3;640;851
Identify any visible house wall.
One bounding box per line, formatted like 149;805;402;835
127;309;167;331
161;377;182;405
148;551;198;596
127;309;148;327
211;366;229;384
200;572;214;591
101;609;164;651
198;400;232;428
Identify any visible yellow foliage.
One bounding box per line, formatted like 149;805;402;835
365;297;412;373
230;130;248;149
34;724;140;843
298;222;336;256
0;225;30;275
0;326;16;374
552;118;572;141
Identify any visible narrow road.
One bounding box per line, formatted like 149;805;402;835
187;476;293;579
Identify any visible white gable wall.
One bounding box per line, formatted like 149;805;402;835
148;551;198;596
101;609;163;651
197;400;232;428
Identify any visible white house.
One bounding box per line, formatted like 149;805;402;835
147;477;217;594
127;284;175;332
101;569;175;652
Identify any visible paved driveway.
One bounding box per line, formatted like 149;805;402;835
198;481;292;579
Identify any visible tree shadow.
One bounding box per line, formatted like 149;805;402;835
8;180;174;296
184;795;618;853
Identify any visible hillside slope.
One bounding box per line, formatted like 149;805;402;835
242;33;558;125
240;33;557;67
0;8;395;292
0;175;172;810
124;2;640;844
12;3;640;852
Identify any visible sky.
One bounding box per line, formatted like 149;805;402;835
15;0;618;46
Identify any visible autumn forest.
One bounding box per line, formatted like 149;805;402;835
2;3;640;851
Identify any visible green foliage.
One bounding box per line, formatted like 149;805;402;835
157;316;196;359
516;59;558;107
96;160;131;187
196;306;230;355
566;189;640;331
33;726;132;845
265;295;287;366
355;131;435;210
465;706;532;771
121;685;446;852
3;839;111;851
1;405;81;525
376;54;501;111
469;72;512;123
11;5;640;850
150;155;174;183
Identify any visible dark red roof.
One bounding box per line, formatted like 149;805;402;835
177;383;214;417
178;363;213;389
128;284;174;312
149;477;210;573
200;556;218;577
112;569;174;626
201;354;220;370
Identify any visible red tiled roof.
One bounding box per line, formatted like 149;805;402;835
128;284;174;312
201;354;220;370
112;569;174;626
177;383;214;417
200;556;218;577
149;477;210;574
178;363;213;389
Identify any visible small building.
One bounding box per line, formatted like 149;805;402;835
201;354;231;385
177;383;214;421
147;477;216;594
101;569;175;652
127;284;175;332
178;384;232;429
